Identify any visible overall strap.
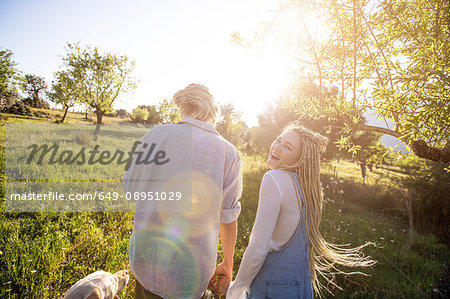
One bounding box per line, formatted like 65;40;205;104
269;170;307;251
285;171;306;218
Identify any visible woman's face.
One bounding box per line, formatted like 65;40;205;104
267;130;301;170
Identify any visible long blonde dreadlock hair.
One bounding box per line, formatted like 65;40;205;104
280;123;376;296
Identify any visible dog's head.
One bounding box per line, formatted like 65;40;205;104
112;270;130;294
64;270;130;299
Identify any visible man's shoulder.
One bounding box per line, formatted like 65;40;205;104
195;130;240;157
143;124;188;139
218;137;241;162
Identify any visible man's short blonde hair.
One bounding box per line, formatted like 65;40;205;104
172;83;218;124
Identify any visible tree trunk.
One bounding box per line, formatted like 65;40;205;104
93;112;103;140
404;191;414;252
60;106;69;123
360;162;366;185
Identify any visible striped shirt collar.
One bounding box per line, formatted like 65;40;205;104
178;118;219;135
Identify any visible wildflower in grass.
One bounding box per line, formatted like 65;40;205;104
31;270;37;273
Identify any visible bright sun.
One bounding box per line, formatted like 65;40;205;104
231;48;294;124
212;1;329;126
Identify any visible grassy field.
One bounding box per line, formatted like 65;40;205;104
0;110;448;298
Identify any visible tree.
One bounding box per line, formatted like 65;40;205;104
0;49;22;109
131;107;149;123
216;103;248;146
116;109;130;118
235;0;450;163
137;105;161;124
47;70;79;123
157;99;180;124
339;131;385;183
250;83;346;158
22;74;49;108
60;43;137;136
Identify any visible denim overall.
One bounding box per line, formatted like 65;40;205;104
245;171;314;299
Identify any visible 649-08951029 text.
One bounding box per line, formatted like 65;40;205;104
8;191;183;201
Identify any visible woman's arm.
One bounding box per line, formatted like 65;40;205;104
226;171;283;299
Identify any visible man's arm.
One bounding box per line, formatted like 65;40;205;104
220;220;237;276
209;220;237;294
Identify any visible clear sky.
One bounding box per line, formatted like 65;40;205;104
0;0;297;127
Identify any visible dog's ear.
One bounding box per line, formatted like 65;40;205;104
85;288;103;299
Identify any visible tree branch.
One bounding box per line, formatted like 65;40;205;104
356;124;450;163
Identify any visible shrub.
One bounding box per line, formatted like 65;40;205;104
401;160;450;244
6;101;33;116
131;107;149;123
116;109;129;118
75;130;94;145
22;97;50;109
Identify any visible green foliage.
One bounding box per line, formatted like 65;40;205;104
349;131;387;166
242;0;449;161
251;83;354;159
5;101;33;117
59;43;137;124
216;103;248;147
136;105;161;124
369;0;450;145
131;107;149;123
248;98;299;154
48;71;79;112
22;74;48;107
116;109;130;118
22;97;50;109
156;99;180;124
0;49;22;96
130;100;180;125
396;154;450;243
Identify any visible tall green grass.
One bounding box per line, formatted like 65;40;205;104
0;114;448;298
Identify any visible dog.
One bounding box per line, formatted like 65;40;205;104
64;270;129;299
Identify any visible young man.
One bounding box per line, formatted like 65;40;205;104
123;83;242;299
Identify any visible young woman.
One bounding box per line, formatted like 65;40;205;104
225;124;375;299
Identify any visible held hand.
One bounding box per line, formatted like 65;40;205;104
208;261;232;294
216;274;231;295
